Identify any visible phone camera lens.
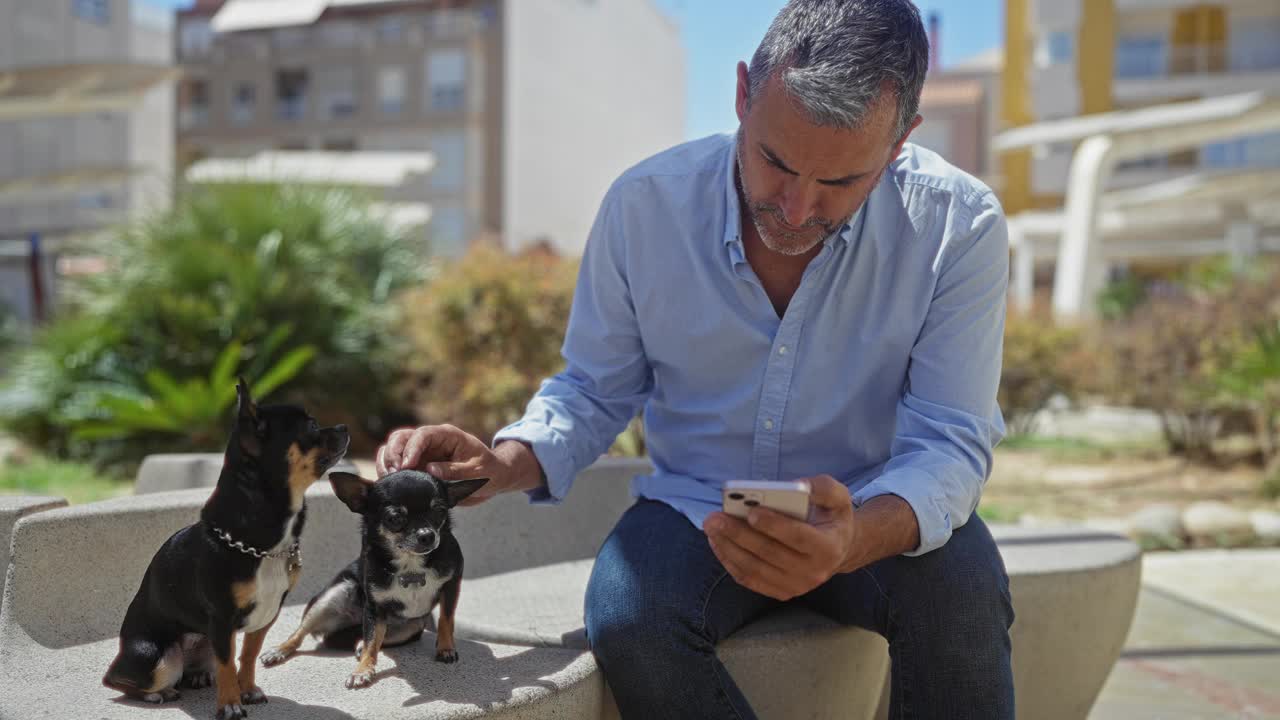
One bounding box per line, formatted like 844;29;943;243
744;499;759;507
728;492;744;501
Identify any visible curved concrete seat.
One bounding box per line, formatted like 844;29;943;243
991;526;1142;720
0;487;607;720
456;558;891;720
0;457;1141;720
0;494;65;598
135;453;361;494
454;528;1142;720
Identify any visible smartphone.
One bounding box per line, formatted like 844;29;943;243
722;479;812;522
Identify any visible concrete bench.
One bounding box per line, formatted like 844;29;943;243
0;494;66;598
135;453;361;494
0;457;1140;719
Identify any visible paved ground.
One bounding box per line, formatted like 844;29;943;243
1091;550;1280;719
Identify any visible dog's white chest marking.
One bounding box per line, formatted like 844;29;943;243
370;553;449;619
241;518;296;633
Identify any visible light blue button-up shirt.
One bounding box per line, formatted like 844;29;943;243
494;133;1008;556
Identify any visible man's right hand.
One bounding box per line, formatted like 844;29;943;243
375;425;542;506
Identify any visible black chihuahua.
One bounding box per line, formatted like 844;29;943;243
103;379;349;719
260;469;487;688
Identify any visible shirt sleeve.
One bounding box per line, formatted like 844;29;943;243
851;193;1010;555
493;184;654;504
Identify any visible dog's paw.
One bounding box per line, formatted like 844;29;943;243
435;648;459;664
215;703;247;720
181;670;213;689
259;648;289;667
345;670;375;689
240;686;267;705
141;688;180;704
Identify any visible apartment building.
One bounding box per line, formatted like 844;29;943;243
0;0;175;324
176;0;685;257
1001;0;1280;215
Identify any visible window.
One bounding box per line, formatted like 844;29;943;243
426;50;466;112
232;83;256;126
276;69;309;121
1115;36;1166;78
72;0;110;25
1036;30;1074;68
429;9;469;37
274;27;309;50
377;16;406;43
430;132;466;191
180;79;210;129
378;66;407;115
318;67;357;120
430;205;468;257
179;19;214;58
323;138;358;152
318;21;360;48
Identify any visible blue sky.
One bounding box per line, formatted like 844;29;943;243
149;0;1001;141
652;0;1002;139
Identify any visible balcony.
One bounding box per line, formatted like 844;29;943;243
1115;44;1280;102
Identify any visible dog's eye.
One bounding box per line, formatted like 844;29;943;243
383;509;406;531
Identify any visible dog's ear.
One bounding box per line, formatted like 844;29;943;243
235;377;264;456
443;477;489;508
329;472;375;513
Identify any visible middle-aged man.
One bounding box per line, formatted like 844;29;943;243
378;1;1014;716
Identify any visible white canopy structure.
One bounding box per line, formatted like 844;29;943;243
185;151;435;188
995;91;1280;320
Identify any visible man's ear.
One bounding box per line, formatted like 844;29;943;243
329;472;375;514
892;114;924;159
236;377;264;456
443;478;490;508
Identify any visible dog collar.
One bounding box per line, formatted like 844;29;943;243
209;525;300;562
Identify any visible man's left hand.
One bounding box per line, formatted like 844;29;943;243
705;474;861;601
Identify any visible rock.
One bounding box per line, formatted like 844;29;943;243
1251;510;1280;543
1182;502;1254;546
1128;504;1184;549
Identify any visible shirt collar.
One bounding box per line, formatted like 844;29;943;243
722;133;860;251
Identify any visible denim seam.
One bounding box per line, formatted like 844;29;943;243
863;565;917;720
699;569;747;720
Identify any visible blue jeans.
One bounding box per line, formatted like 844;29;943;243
584;499;1014;719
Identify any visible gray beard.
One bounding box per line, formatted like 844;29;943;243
733;132;865;256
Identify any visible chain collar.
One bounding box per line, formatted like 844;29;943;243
209;525;300;561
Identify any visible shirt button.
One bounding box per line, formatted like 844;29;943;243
764;419;774;431
778;345;788;355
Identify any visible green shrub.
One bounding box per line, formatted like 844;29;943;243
400;246;579;443
0;183;427;462
0;452;129;504
1093;257;1280;463
999;308;1089;436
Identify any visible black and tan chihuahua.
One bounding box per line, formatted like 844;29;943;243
102;379;349;719
259;469;487;689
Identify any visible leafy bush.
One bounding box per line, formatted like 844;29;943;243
0;183;427;462
0;452;130;504
399;245;646;455
400;246;579;443
69;332;314;450
1092;258;1280;463
999;308;1090;436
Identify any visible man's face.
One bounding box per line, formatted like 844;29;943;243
734;65;919;256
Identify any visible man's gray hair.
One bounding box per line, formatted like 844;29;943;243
747;0;930;139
